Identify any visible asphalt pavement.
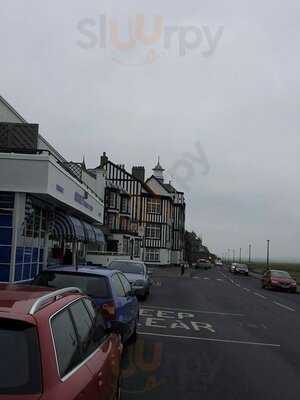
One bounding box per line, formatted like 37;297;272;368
120;265;300;400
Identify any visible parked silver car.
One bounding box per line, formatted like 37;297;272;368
108;260;152;299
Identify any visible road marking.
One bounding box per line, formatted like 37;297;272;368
203;277;210;280
138;332;280;348
141;305;245;317
273;301;295;312
217;278;223;281
254;292;267;299
243;288;250;292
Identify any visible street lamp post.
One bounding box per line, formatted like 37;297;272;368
233;249;235;263
248;244;252;264
239;248;242;263
266;240;270;266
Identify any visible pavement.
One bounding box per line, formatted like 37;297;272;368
120;265;300;400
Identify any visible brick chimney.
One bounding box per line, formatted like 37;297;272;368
100;152;108;167
132;166;145;182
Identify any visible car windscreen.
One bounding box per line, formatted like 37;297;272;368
33;272;111;298
108;261;144;274
0;319;42;395
271;271;291;278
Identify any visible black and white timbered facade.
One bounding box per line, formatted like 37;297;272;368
92;153;186;265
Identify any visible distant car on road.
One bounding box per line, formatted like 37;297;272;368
0;284;123;399
32;266;139;342
233;264;249;275
262;269;297;292
230;263;238;273
107;260;152;300
195;259;212;270
215;260;223;266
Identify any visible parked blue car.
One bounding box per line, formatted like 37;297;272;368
31;266;139;342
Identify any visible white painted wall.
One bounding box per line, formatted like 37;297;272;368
0;153;104;223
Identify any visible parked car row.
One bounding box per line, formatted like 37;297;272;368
226;262;298;293
0;260;153;399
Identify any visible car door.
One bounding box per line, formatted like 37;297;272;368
50;305;96;400
83;298;121;400
118;273;139;330
111;273;137;339
69;299;113;400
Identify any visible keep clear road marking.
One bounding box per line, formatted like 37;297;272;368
273;301;295;312
254;292;267;299
141;305;245;317
138;332;280;348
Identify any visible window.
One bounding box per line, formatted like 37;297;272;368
145;224;161;239
145;248;160;262
51;309;81;378
83;299;107;349
0;319;42;395
109;261;144;274
118;273;132;295
147;198;161;214
121;196;130;214
69;300;93;355
120;217;129;232
109;192;117;209
111;274;126;297
107;213;117;230
134;240;140;257
32;272;111;298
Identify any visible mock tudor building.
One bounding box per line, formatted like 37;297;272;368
92;153;186;266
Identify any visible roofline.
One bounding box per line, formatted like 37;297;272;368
0;93;27;122
102;160;156;195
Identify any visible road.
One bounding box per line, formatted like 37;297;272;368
120;266;300;400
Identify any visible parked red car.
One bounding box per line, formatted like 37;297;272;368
262;269;297;292
0;284;123;399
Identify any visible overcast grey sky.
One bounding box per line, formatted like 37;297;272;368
1;0;300;261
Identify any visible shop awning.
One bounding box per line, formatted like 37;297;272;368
82;221;96;243
51;213;105;244
52;213;75;241
69;216;85;241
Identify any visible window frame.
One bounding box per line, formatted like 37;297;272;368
147;198;161;214
145;224;161;239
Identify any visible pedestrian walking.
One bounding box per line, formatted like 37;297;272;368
181;262;185;276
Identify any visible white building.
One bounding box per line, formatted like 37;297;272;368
0;95;105;282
